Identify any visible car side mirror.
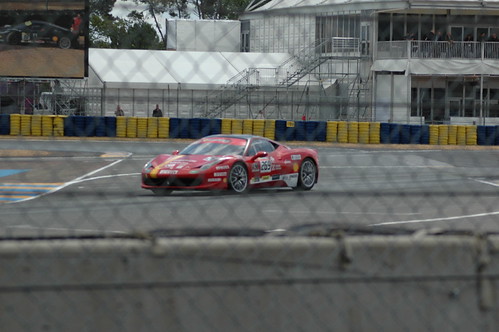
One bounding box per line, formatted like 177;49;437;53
251;151;268;161
172;150;180;155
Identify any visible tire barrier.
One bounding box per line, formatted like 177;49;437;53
0;114;10;135
169;118;190;139
158;117;169;138
429;125;439;145
358;122;370;144
295;121;306;141
53;116;65;137
326;121;338;143
275;120;293;141
146;118;158;138
9;114;20;135
253;119;265;137
263;119;275;140
457;125;467;145
189;118;202;139
390;124;401;144
337;121;348;143
116;116;127;138
380;123;390;144
0;114;497;146
477;125;499;146
42;116;54;136
31;115;42;136
126;117;138;138
231;119;244;135
438;125;449;145
20;115;31;136
466;125;477;145
201;118;221;136
347;122;359;143
243;119;253;135
305;121;326;141
380;123;401;144
409;125;425;144
369;122;381;144
137;117;148;138
400;124;411;144
221;118;232;134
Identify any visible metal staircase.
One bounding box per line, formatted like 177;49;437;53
201;40;330;119
200;68;259;118
342;72;371;121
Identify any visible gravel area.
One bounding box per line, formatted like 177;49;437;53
0;46;85;78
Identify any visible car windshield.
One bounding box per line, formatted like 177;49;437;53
181;142;245;156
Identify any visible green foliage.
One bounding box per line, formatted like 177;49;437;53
89;10;163;49
89;0;117;17
89;0;252;49
192;0;251;19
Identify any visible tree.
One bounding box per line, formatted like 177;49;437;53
127;0;251;40
191;0;251;19
89;0;252;49
125;0;190;45
89;0;117;17
90;9;163;49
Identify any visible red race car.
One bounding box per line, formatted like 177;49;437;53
141;134;319;195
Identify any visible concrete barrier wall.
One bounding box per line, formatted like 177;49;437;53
1;235;499;331
2;114;499;145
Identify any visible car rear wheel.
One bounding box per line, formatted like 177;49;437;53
294;158;316;191
58;36;72;49
152;188;172;196
228;162;249;193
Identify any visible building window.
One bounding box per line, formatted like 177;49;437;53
241;21;250;52
316;14;360;52
485;88;499;117
411;87;446;123
378;13;390;41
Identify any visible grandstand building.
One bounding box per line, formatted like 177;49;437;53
240;0;499;124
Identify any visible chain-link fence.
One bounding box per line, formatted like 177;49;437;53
2;1;499;331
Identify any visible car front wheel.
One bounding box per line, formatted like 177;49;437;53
228;162;249;193
294;158;316;191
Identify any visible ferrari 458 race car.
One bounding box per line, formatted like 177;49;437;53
0;20;75;49
141;134;319;195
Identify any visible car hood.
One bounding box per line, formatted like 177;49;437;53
153;154;233;171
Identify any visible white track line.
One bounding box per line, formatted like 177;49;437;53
474;179;499;187
8;225;127;234
69;173;141;184
369;211;499;226
12;159;126;203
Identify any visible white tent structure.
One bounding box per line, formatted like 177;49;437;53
87;48;324;119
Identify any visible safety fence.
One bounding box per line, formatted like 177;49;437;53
1;114;499;146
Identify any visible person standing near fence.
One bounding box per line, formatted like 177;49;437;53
152;104;163;117
464;33;474;57
115;105;124;116
445;32;454;57
423;29;435;57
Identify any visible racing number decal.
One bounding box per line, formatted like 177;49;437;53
260;159;271;173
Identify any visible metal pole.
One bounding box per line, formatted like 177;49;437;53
480;74;484;125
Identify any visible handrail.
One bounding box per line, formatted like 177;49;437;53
376;41;499;60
